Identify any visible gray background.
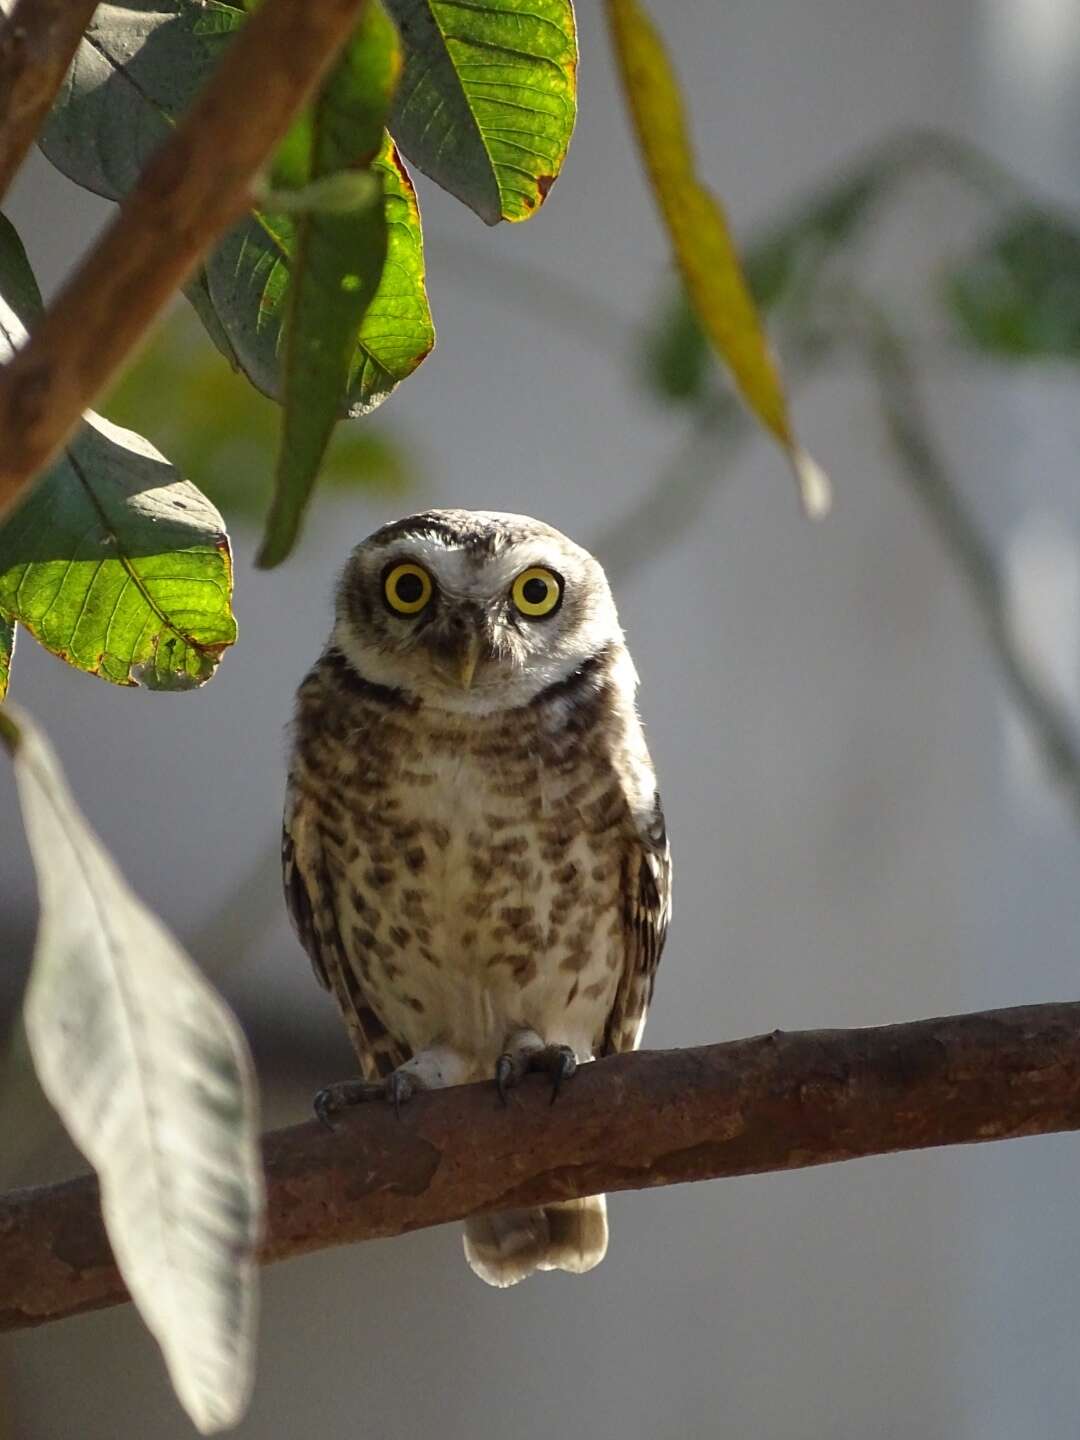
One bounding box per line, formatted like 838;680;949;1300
3;0;1080;1435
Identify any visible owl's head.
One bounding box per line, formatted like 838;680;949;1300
332;509;626;713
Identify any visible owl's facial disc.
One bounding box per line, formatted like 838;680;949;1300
334;511;624;714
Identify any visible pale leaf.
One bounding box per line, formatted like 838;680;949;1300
0;706;264;1433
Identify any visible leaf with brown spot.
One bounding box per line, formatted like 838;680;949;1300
0;217;236;690
383;0;577;224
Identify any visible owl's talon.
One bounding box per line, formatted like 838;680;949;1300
387;1069;416;1119
314;1089;337;1132
314;1074;417;1127
313;1078;377;1129
495;1053;515;1106
548;1046;577;1104
493;1036;578;1104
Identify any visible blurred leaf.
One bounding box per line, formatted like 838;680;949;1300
384;0;577;225
604;0;830;518
260;2;400;569
0;237;237;690
744;160;889;313
0;212;43;321
40;0;434;420
103;306;414;522
0;613;13;700
946;209;1080;360
641;289;711;404
0;705;263;1434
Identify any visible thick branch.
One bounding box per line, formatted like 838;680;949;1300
3;1002;1080;1331
0;0;368;515
0;0;99;202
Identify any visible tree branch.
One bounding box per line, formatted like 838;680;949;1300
3;1001;1079;1332
0;0;369;517
0;0;100;203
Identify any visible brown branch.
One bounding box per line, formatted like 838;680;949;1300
3;1001;1080;1331
0;0;369;517
0;0;100;203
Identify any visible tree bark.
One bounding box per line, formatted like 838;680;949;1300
0;0;369;515
0;0;100;203
2;1001;1079;1331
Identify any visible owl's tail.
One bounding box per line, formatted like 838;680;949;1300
463;1194;609;1288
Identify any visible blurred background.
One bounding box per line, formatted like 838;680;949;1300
4;0;1080;1434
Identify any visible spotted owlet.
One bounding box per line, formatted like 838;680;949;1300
283;509;671;1286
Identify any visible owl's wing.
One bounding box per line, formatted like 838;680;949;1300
282;784;409;1081
601;792;672;1056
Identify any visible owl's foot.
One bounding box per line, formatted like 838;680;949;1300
495;1030;578;1106
313;1070;417;1129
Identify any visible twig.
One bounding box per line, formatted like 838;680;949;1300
0;0;99;203
591;394;742;583
858;303;1080;823
3;1001;1080;1331
0;0;370;516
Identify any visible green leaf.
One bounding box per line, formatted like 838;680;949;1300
260;1;400;569
0;613;14;701
0;229;236;690
39;0;434;416
384;0;578;224
102;307;414;523
605;0;830;518
0;704;263;1434
196;141;434;415
946;209;1080;360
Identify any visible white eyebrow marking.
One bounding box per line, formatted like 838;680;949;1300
391;536;564;601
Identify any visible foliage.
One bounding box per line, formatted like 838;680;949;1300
383;0;578;224
945;208;1080;360
261;3;406;566
0;218;236;692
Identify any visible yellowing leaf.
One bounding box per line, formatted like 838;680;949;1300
604;0;831;518
0;613;13;699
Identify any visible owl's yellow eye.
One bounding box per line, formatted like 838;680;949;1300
384;562;433;615
511;567;562;618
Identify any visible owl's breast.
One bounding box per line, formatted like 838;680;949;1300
333;712;631;1073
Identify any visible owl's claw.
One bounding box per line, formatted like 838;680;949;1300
548;1046;577;1104
313;1072;417;1128
495;1051;521;1106
493;1036;578;1105
314;1079;376;1130
387;1068;416;1118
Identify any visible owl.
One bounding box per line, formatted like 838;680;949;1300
283;509;671;1286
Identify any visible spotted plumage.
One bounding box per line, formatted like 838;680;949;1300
284;509;671;1285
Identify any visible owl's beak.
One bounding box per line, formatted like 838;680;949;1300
457;633;481;691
